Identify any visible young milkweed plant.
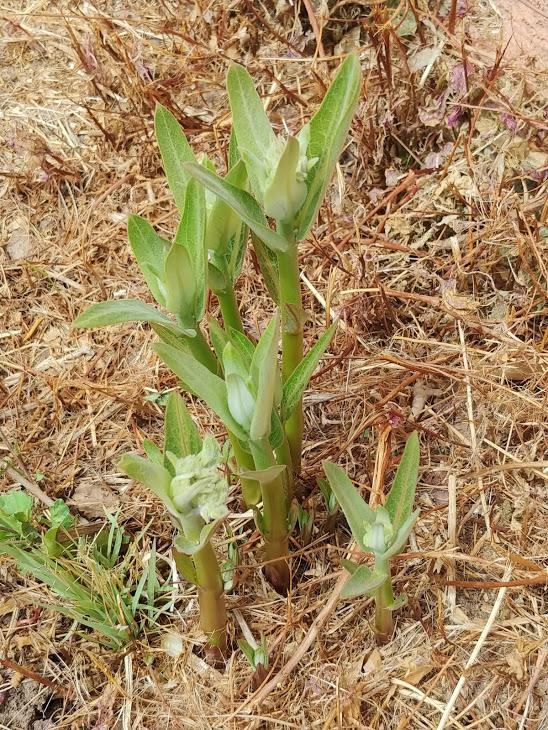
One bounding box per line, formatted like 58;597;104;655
73;54;361;596
322;432;420;644
119;392;229;656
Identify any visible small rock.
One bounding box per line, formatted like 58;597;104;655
6;227;33;260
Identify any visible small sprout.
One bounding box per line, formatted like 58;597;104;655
323;432;420;644
238;635;269;688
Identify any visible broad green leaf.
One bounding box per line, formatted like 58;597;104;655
154;104;196;211
227;63;276;199
173;550;197;584
164;241;196;327
281;321;337;422
384;509;420;559
240;464;286;484
184;163;288;253
143;439;164;465
228;329;254;367
43;526;64;557
174;520;219;555
73;300;191;334
249;313;280;441
118;454;177;517
228;127;241;169
341;564;386;599
296;54;361;240
322;461;374;550
223;343;255;434
226;218;248;283
206;160;247;254
0;490;33;522
153;343;248;442
208;256;229;293
263;136;307;222
384;432;420;532
151;324;192;352
269;409;284;450
174;177;207;323
127;215;167;306
164;392;202;469
48;499;74;529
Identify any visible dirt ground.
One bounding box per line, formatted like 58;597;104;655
1;1;547;729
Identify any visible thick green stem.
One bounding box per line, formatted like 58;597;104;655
275;435;294;503
216;286;244;334
276;223;303;473
250;438;290;595
374;558;394;645
193;541;227;653
187;325;218;374
229;433;261;507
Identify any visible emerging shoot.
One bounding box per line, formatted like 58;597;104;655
322;432;420;644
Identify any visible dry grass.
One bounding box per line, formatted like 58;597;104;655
1;1;547;728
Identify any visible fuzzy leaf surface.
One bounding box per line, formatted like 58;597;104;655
281;321;336;421
296;54;360;240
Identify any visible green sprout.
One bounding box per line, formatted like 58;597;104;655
119;393;229;654
238;634;269;688
322;432;420;644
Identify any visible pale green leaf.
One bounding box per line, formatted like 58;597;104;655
143;439;164;465
164;243;196;327
164;392;202;467
154;104;196;210
184;163;288;253
174;177;207;322
173;550;197;584
384;432;420;532
249;313;280;441
127;215;167;306
73;300;189;333
341;565;386;599
153;343;248;442
281;321;337;422
322;461;374;549
48;499;73;529
0;490;33;522
227;63;276;199
296;54;361;240
118;454;177;517
263;136;307;222
208;316;231;363
206;160;247;254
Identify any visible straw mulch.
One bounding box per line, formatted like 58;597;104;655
1;1;547;728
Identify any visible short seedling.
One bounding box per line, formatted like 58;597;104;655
238;635;269;689
322;432;420;644
119;392;229;654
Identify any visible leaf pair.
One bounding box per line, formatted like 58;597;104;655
323;432;420;599
192;55;360;244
